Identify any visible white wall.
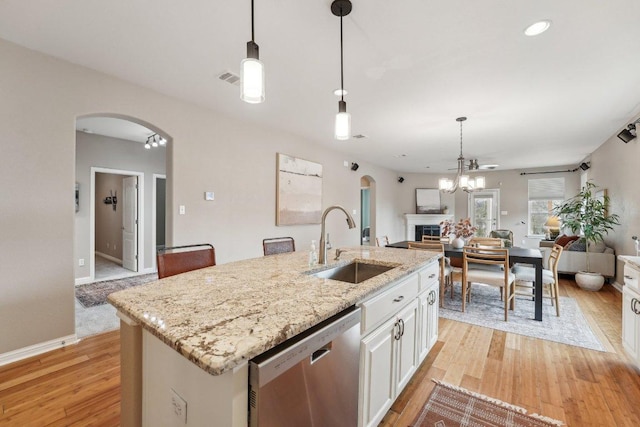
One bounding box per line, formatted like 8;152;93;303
0;38;402;356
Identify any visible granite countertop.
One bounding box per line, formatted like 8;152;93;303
618;255;640;270
108;245;439;375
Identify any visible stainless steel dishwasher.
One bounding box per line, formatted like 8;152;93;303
249;306;361;427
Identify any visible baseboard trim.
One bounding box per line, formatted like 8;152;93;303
95;252;123;264
611;281;623;293
75;276;92;286
0;334;79;367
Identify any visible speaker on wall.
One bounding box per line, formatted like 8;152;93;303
579;162;590;171
398;176;405;183
618;123;636;143
350;162;359;171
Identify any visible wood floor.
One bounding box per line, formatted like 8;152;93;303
1;277;639;426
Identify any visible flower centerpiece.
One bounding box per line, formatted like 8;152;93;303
440;218;477;248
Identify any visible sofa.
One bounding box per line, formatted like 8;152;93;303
540;235;615;278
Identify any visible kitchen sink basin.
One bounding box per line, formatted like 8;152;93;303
312;260;396;284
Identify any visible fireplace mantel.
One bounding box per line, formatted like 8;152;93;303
404;214;453;241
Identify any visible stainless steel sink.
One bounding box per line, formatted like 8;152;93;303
312;261;396;284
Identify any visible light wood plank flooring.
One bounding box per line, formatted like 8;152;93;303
1;277;639;426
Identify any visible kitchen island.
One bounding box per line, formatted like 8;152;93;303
108;245;440;426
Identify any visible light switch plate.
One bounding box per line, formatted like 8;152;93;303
179;205;186;215
501;210;508;215
205;192;215;201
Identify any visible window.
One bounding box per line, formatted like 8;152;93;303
528;178;565;236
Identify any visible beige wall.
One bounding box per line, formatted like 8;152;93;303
0;38;402;355
95;172;126;261
586;114;640;285
395;168;580;246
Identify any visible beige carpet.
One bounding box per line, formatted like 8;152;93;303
411;379;564;426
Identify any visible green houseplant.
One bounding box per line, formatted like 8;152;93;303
553;181;619;291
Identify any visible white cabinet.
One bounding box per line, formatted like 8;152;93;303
419;279;439;361
622;262;640;366
360;299;419;427
358;261;440;427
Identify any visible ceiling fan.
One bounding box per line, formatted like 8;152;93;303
447;158;497;172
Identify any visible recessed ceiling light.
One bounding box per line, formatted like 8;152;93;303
333;88;348;96
478;164;499;170
393;154;407;158
524;20;551;36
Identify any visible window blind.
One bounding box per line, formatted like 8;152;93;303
528;177;565;200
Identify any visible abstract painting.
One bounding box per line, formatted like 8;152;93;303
276;153;323;225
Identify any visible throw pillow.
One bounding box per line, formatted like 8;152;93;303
588;241;607;253
567;238;587;252
555;234;580;247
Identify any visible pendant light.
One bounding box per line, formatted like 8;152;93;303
240;0;265;103
332;0;352;140
439;117;485;193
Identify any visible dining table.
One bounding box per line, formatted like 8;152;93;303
386;240;545;321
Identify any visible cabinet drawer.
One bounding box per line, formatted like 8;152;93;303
362;274;419;333
624;265;639;292
419;262;439;292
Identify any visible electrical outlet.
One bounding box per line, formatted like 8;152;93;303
171;389;187;424
78;258;85;266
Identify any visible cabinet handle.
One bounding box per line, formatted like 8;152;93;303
625;275;634;280
394;320;401;340
393;295;405;303
428;273;436;279
428;290;436;305
399;318;405;337
633;298;640;315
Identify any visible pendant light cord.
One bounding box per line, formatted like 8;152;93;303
340;11;344;102
251;0;255;42
459;120;463;157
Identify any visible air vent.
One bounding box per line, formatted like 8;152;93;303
218;71;240;86
352;134;367;139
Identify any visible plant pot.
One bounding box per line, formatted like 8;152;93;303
451;237;465;249
575;271;605;291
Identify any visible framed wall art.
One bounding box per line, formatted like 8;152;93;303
416;188;441;214
276;153;323;225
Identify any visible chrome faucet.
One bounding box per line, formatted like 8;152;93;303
334;249;347;260
319;205;356;264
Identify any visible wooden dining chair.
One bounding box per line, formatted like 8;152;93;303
469;237;504;247
157;244;216;279
263;237;295;256
375;236;390;247
462;246;516;321
421;235;445;242
408;241;453;306
513;243;563;316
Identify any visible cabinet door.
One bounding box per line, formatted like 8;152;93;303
622;288;639;361
426;283;439;352
359;317;397;427
396;299;419;394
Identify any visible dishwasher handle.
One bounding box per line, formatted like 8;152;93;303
310;344;332;364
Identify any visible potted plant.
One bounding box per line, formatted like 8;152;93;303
553;181;619;291
440;218;477;248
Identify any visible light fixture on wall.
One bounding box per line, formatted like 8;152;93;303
331;0;352;140
145;133;166;149
240;0;265;104
439;117;485;193
617;123;637;143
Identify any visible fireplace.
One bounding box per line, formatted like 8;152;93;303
404;214;453;241
415;225;440;241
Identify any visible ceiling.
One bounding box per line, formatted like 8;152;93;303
3;0;640;173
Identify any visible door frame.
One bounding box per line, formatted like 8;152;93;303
90;167;144;282
152;174;166;271
468;189;500;235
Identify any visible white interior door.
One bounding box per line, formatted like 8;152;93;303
122;176;138;272
468;189;500;237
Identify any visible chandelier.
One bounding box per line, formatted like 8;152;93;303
144;133;166;150
439;117;485;193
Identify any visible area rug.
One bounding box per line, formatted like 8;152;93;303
439;282;605;352
410;379;564;426
75;274;157;308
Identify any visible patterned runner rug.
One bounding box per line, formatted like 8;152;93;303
75;274;157;308
439;282;605;351
411;380;564;427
